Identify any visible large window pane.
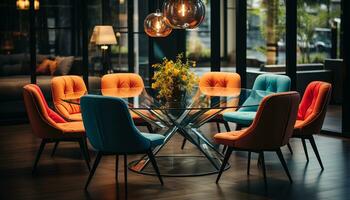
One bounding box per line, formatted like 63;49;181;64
247;0;286;67
297;0;341;133
0;0;31;119
186;0;211;76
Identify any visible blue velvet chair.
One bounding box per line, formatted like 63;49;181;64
223;74;291;127
80;95;164;192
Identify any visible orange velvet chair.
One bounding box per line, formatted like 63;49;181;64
51;76;87;121
214;92;300;183
199;72;241;131
181;72;241;149
23;84;90;173
101;73;153;132
292;81;332;170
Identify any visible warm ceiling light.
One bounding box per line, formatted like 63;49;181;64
144;9;173;38
16;0;40;10
163;0;205;29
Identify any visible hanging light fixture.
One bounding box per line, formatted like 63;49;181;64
144;9;173;37
144;0;173;38
163;0;205;29
16;0;40;10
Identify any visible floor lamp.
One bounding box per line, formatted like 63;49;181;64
90;25;117;74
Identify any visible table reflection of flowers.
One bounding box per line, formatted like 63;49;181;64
151;53;198;105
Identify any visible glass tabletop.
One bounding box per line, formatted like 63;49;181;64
62;87;272;111
62;86;273;176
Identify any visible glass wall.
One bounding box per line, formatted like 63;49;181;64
186;0;211;76
88;0;149;82
35;0;77;93
135;0;150;83
88;0;130;75
247;0;286;68
221;0;236;72
0;0;31;119
297;0;341;133
297;0;340;64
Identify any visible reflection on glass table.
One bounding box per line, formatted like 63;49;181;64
62;87;272;176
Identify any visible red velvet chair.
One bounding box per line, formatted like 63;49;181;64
214;92;300;183
23;84;90;173
292;81;332;170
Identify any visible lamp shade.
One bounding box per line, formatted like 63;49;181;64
90;26;117;45
144;10;173;37
163;0;205;29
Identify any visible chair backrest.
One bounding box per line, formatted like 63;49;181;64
240;74;291;112
199;72;241;88
296;81;332;134
101;73;145;97
51;75;87;118
80;95;151;153
235;92;300;150
101;73;144;89
23;84;66;138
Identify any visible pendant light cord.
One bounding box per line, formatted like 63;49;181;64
156;0;160;13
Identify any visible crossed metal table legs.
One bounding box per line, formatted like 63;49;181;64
128;109;230;177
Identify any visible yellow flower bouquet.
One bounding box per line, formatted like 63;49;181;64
152;53;198;103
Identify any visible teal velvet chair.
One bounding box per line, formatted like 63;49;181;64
80;95;164;193
223;74;291;127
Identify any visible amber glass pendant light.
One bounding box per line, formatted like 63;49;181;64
144;0;173;38
163;0;205;29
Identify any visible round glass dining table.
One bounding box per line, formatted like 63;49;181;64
63;86;272;177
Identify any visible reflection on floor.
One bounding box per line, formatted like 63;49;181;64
0;123;349;200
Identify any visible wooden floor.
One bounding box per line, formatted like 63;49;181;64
0;123;349;200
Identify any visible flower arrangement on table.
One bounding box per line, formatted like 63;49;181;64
151;53;198;102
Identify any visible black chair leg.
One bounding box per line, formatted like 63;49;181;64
260;152;267;184
222;145;227;154
147;150;164;185
181;138;187;150
51;141;59;157
124;155;128;199
287;143;293;155
309;136;324;170
276;148;293;183
116;155;119;181
223;121;231;132
216;122;221;133
216;147;233;183
247;151;251;175
257;153;262;167
79;139;91;170
32;139;47;174
84;152;102;190
83;137;91;162
146;123;153;133
301;138;309;161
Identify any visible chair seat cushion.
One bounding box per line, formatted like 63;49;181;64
213;130;246;146
141;133;165;147
223;111;256;126
66;113;82;121
293;120;307;136
56;121;85;136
